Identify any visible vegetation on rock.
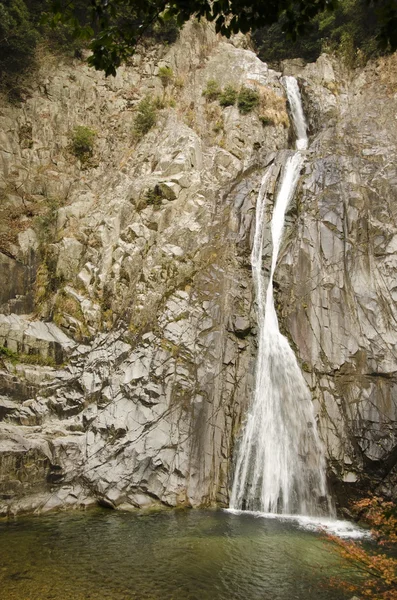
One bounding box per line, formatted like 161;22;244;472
219;85;238;107
237;87;260;114
253;0;395;67
203;80;288;127
0;345;56;367
158;65;174;88
70;126;96;163
258;87;289;127
203;79;221;102
143;187;164;209
133;97;157;139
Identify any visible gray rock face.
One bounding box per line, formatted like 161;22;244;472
0;22;285;515
1;22;396;515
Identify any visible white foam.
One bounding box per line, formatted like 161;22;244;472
225;509;370;539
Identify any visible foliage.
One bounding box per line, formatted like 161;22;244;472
0;0;90;98
0;0;38;75
353;496;397;545
203;79;221;102
158;65;174;87
146;14;180;45
133;97;157;139
219;85;238;107
327;496;397;600
253;0;394;67
237;87;260;114
0;1;395;83
70;125;96;162
213;118;224;133
0;0;38;98
44;0;397;75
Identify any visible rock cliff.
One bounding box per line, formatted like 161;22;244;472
0;22;396;515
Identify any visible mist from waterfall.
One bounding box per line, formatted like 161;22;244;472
230;77;333;516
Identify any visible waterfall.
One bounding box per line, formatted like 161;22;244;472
282;76;308;151
230;77;333;516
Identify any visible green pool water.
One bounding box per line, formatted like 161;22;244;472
0;508;352;600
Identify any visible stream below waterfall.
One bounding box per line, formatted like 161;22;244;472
0;508;362;600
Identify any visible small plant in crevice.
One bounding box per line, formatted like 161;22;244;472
259;116;273;126
237;86;260;114
143;186;163;210
34;196;61;247
153;95;166;109
219;85;238;107
203;79;221;102
174;76;185;90
0;345;18;363
158;65;174;88
153;95;177;110
133;97;157;140
213;118;224;134
0;345;56;367
70;125;96;163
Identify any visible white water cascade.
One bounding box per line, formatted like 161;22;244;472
230;77;333;516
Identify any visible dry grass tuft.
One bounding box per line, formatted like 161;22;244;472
258;87;289;128
378;52;397;95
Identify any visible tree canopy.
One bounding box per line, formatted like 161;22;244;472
45;0;397;75
1;0;396;88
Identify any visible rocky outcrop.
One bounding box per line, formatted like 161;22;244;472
0;22;289;515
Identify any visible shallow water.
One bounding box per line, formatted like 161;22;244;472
0;508;353;600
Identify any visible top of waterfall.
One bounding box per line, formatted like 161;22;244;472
282;76;308;151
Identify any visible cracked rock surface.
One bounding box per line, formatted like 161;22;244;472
0;23;287;515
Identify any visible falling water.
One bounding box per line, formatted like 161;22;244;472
230;77;333;516
283;76;308;151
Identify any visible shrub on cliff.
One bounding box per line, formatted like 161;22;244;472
133;97;157;139
203;79;221;102
219;85;238;107
70;126;96;162
158;66;174;88
237;87;260;114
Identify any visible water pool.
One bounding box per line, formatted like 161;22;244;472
0;508;354;600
